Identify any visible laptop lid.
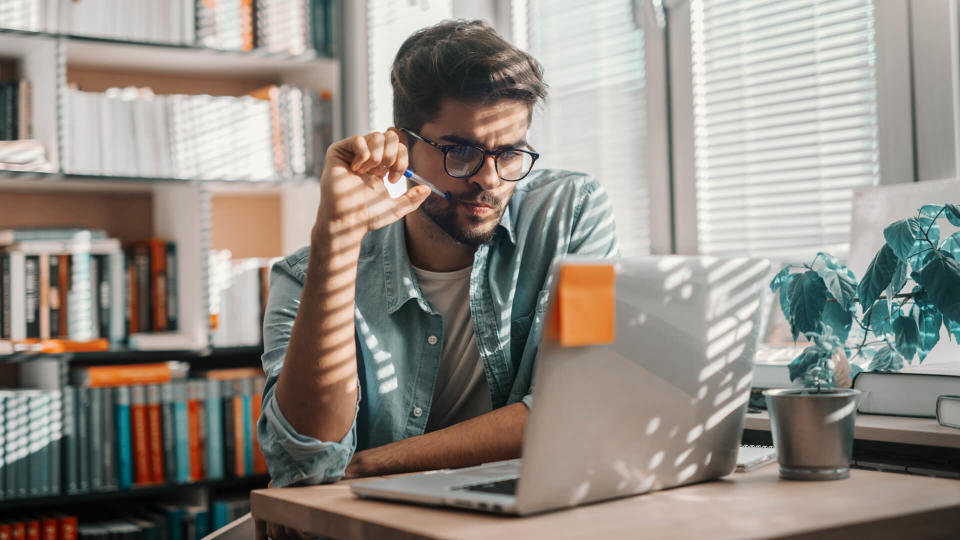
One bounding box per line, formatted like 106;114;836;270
513;256;770;515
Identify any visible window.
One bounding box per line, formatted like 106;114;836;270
688;0;881;258
520;0;654;256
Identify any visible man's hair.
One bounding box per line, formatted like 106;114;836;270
391;19;547;132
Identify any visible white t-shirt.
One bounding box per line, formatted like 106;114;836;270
412;264;492;431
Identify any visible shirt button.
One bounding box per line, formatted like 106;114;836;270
427;335;438;345
413;407;423;417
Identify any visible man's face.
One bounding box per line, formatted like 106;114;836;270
408;98;530;246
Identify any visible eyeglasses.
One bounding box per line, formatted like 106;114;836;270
401;128;539;182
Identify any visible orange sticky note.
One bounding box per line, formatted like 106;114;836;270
547;264;616;347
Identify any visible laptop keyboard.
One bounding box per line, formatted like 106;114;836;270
456;477;519;496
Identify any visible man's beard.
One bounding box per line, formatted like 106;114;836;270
419;191;506;247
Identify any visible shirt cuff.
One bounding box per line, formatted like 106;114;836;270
521;393;534;410
257;379;361;486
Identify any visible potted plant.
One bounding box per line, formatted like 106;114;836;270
766;203;960;480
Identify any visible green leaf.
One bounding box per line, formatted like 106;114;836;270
947;317;960;343
916;255;960;324
816;267;858;308
868;299;891;336
787;271;828;340
821;301;853;344
946;204;960;227
868;345;905;372
858;244;899;309
912;303;942;362
770;266;793;293
788;345;830;385
892;312;920;362
778;272;799;324
919;204;945;218
941;232;960;260
887;260;908;299
816;252;842;270
883;218;939;268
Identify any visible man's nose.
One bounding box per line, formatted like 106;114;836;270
469;155;502;191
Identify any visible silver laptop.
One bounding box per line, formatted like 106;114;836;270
352;256;771;515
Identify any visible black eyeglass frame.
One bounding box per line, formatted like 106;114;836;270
400;128;540;182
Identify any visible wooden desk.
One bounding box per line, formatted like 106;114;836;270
251;466;960;539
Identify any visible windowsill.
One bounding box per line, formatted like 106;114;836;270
745;411;960;448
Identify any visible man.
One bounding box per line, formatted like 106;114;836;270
258;19;618;496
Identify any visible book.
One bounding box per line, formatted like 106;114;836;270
76;388;89;492
88;387;104;491
48;389;63;496
854;370;960;417
221;380;235;478
130;385;152;485
71;361;189;388
101;387;117;491
936;395;960;429
146;384;165;484
204;379;224;480
62;387;79;494
187;381;202;482
172;381;190;483
114;386;133;490
251;375;266;474
160;383;177;484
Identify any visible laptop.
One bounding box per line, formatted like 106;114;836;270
352;256;771;515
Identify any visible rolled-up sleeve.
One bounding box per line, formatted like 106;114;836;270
257;259;360;486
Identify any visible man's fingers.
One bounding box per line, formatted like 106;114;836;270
357;132;386;173
392;184;431;218
348;135;371;171
388;142;410;184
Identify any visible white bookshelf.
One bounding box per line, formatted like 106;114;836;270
0;19;339;356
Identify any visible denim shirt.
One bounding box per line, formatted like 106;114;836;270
258;169;619;486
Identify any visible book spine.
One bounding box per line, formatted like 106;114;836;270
241;378;253;476
48;255;59;338
251;376;266;474
0;395;5;500
49;389;62;495
38;253;50;339
146;384;165;484
127;253;138;334
134;244;151;333
96;253;110;339
173;381;190;483
12;394;28;498
187;381;201;481
204;379;223;480
160;383;177;484
108;251;125;344
57;255;70;338
32;392;52;496
24;255;39;338
24;520;37;540
1;253;7;339
101;386;116;490
114;385;133;490
165;242;177;331
8;253;24;341
68;252;93;341
40;518;56;540
130;385;151;485
58;517;77;540
76;388;89;492
148;240;167;332
89;254;100;339
221;380;235;478
0;523;10;540
62;387;79;494
87;387;103;491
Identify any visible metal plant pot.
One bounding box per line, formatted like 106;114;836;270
763;388;861;480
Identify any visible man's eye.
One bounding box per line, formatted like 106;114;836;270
499;150;522;162
448;146;478;161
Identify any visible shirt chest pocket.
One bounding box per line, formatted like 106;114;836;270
509;289;552;357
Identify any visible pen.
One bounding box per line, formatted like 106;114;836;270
403;169;450;200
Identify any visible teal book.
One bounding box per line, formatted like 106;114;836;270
27;391;50;496
172;381;190;483
48;389;62;495
76;387;90;492
204;379;224;480
0;394;5;499
62;387;79;494
114;386;133;489
240;378;253;476
7;392;28;498
211;501;229;530
158;505;184;540
88;387;104;491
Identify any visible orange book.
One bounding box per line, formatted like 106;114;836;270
39;518;56;540
71;363;174;387
240;0;255;51
58;517;77;540
16;338;109;353
0;523;11;540
57;254;70;337
201;367;264;381
146;384;165;484
233;388;245;477
251;376;267;474
248;85;284;173
9;522;23;540
187;383;203;481
24;520;37;540
133;238;168;332
130;385;153;485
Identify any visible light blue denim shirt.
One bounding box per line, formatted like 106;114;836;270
258;169;619;486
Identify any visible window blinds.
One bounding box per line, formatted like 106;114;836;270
366;0;453;132
690;0;880;258
524;0;652;256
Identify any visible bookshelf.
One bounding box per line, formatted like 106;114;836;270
0;0;340;527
